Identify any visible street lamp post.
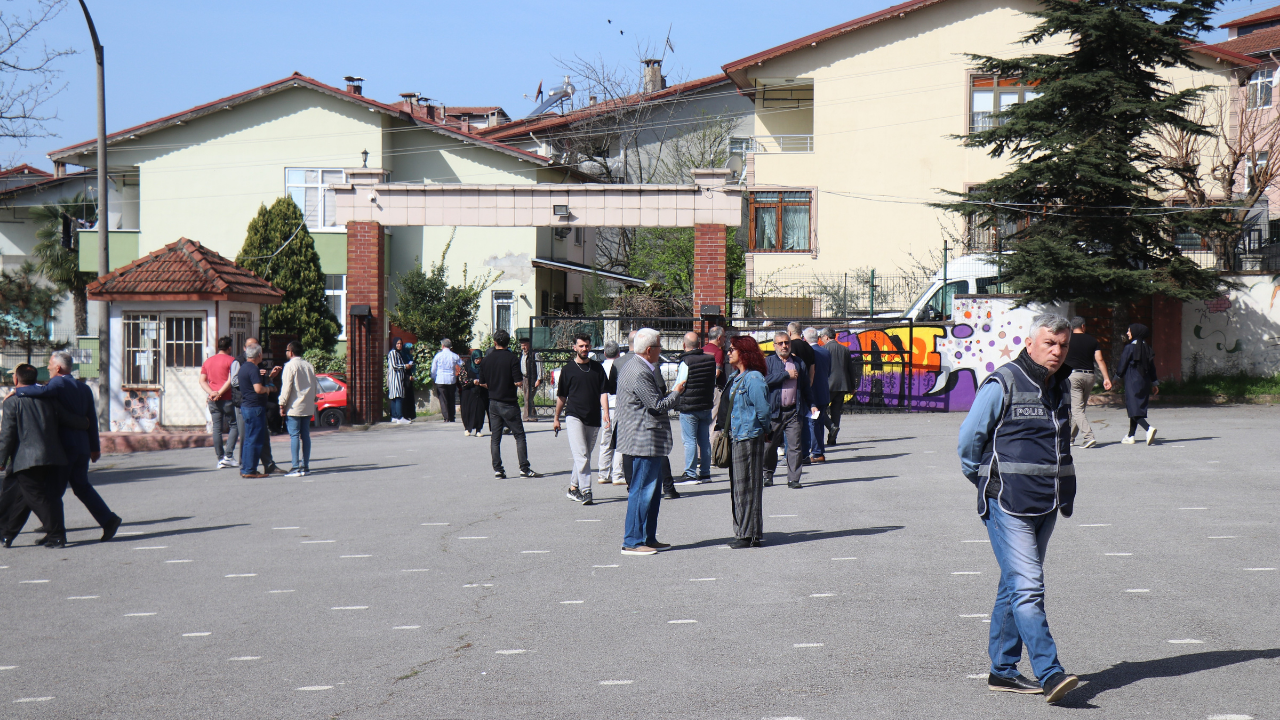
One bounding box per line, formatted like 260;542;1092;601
77;0;110;430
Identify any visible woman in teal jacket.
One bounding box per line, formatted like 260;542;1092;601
725;336;773;548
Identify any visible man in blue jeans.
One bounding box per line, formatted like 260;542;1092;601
674;332;716;484
958;313;1079;704
236;344;278;478
278;341;317;477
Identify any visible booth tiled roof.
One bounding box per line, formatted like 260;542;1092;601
87;238;284;303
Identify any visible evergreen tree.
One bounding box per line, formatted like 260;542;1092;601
388;235;496;348
29;192;96;335
940;0;1223;306
0;260;63;353
236;197;339;351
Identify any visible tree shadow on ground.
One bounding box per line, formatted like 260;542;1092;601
1060;648;1280;708
668;525;904;552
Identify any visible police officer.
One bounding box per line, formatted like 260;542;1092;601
957;313;1079;704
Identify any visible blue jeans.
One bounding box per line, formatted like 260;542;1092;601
679;409;712;478
623;456;663;548
390;397;403;420
984;503;1064;682
240;405;267;475
287;415;311;471
806;404;828;457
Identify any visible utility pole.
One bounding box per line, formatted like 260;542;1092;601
78;1;110;430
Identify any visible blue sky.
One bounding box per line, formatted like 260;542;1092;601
0;0;1266;170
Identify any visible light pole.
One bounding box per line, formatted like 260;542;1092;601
77;0;110;430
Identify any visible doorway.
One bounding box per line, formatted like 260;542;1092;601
161;315;207;426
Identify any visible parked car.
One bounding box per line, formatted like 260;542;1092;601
314;373;348;428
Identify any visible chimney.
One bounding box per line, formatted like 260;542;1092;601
642;59;666;94
344;76;364;95
589;95;598;106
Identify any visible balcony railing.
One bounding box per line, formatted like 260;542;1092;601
730;135;814;154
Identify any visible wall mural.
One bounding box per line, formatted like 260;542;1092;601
1184;276;1280;377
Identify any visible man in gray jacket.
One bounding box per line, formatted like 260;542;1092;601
0;363;86;548
818;328;859;446
614;328;684;555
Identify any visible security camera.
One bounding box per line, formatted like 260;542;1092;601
368;192;377;203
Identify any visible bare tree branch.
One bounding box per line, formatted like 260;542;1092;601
0;0;74;143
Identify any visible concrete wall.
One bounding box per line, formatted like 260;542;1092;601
1183;275;1280;377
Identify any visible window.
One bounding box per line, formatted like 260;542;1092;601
915;280;968;322
970;76;1040;133
164;317;205;368
228;311;251;355
325;274;347;339
286;168;346;229
1248;69;1274;110
123;313;160;386
493;290;514;336
317;376;342;394
748;191;811;252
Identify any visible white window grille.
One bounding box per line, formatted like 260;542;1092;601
123;313;160;386
286;168;347;229
493;290;515;336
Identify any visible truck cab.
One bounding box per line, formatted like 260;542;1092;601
902;255;1005;322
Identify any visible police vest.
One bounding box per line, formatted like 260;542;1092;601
977;363;1076;517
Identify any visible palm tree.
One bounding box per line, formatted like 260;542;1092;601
28;192;96;335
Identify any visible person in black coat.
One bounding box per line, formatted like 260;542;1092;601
1118;323;1159;445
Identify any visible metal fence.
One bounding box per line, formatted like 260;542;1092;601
743;271;932;319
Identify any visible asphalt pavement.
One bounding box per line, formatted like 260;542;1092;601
2;404;1277;719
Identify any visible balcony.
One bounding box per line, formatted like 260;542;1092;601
730;135;814;154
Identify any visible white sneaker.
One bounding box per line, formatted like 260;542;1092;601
1145;427;1157;445
217;456;236;468
402;418;413;425
285;469;306;477
464;429;472;436
1120;436;1136;444
1082;439;1097;449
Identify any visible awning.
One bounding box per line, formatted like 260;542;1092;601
530;258;648;287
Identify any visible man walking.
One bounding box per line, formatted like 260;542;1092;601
764;331;810;489
1063;317;1112;449
237;343;277;478
615;328;684;555
279;341;317;477
958;313;1079;704
787;322;817;463
803;327;831;462
596;341;626;486
7;352;120;542
519;336;542;422
818;328;858;446
431;339;460;423
674;331;716;484
478;330;540;479
201;337;238;469
554;333;610;506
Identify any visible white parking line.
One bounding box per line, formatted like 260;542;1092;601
961;540;990;543
133;546;167;550
225;573;257;577
300;540;335;544
520;550;550;554
12;697;53;703
331;606;368;610
495;649;526;655
831;557;857;561
690;577;716;582
458;536;488;540
1105;553;1133;556
952;572;981;575
165;560;192;563
960;614;988;618
1208;536;1238;539
420;523;449;526
228;656;260;661
1125;589;1151;593
401;569;429;572
340;555;372;558
296;686;332;691
593;565;620;568
18;580;49;584
575;519;601;522
182;632;212;637
124;613;156;617
272;527;300;530
1079;524;1111;527
1244;567;1276;571
1207;715;1254;720
0;666;15;670
267;590;294;594
66;596;98;600
599;680;633;685
1169;639;1205;644
810;593;835;598
769;514;797;518
793;643;824;648
393;626;420;630
668;619;697;624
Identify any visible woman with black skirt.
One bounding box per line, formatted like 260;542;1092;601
459;349;488;437
1118;323;1159;445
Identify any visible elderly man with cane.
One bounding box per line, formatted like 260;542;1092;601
957;313;1079;704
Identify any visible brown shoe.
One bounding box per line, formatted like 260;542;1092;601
811;455;826;462
621;546;657;555
649;540;672;549
241;472;269;479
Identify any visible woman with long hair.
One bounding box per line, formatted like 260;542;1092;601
387;337;411;423
459;348;488;436
724;336;772;548
1118;323;1158;445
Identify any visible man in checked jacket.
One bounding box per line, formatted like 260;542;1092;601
614;328;685;556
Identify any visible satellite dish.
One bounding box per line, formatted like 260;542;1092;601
726;154;743;176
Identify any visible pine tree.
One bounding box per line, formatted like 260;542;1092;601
940;0;1224;306
0;260;63;353
236;197;339;351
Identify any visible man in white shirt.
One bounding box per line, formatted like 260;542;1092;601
431;339;461;423
278;341;318;477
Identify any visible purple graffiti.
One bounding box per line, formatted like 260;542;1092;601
982;324;991;332
1012;336;1022;345
986;362;995;372
952;324;974;339
954;351;963;359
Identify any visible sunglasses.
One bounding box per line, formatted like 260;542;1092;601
775;340;790;345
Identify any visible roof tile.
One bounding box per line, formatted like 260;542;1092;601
86;238;284;303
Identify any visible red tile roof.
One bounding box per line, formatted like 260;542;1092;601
476;74;731;141
87;238;285;304
446;106;502;115
0;164;51;178
1221;5;1280;29
1206;27;1280;58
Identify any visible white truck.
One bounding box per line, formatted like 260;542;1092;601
901;255;1005;322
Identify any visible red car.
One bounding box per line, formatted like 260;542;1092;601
314;373;348;428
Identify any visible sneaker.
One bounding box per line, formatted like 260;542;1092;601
1082;439;1098;449
1120;435;1136;444
698;474;712;481
464;430;472;436
988;673;1042;694
596;475;612;485
285;469;306;477
494;470;506;479
1145;426;1157;445
580;490;594;506
728;538;752;549
611;478;627;486
663;487;681;500
217;456;236;469
788;481;803;489
1041;672;1079;703
566;486;583;502
621;546;657;555
519;469;542;478
675;475;700;485
764;474;774;487
402;418;413;425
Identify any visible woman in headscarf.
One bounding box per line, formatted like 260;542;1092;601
387;337;411;424
1118;323;1158;445
459;348;488;436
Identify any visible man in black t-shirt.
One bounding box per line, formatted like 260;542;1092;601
478;330;540;479
553;333;610;505
1063;317;1113;449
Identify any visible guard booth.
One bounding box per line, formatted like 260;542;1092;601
87;238;283;432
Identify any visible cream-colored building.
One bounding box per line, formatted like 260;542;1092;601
721;0;1250;304
47;73;604;352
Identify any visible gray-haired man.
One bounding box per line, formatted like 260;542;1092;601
596;340;626;486
957;314;1079;703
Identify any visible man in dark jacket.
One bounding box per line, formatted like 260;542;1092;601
675;332;716;484
9;352;120;542
764;331;811;489
0;363;88;548
480;330;540;479
819;328;859;446
518;336;542;422
957;314;1079;704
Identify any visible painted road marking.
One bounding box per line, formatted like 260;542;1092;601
831;557;857;561
331;606;368;610
458;536;488;540
393;626;420;630
165;560;192;563
593;565;620;568
421;523;449;526
300;540;335;544
810;593;835;598
1079;524;1111;527
576;519;601;522
668;619;697;624
495;649;526;655
267;590;294;594
1105;553;1133;556
19;580;49;584
116;531;144;536
297;686;332;691
521;550;550;554
67;596;98;600
690;577;716;582
967;674;986;679
960;614;988;618
229;657;260;661
401;569;430;572
1208;715;1254;720
1169;639;1205;644
1126;589;1151;593
952;572;981;575
769;514;797;518
1179;507;1208;511
1208;461;1220;464
599;680;633;685
560;600;585;604
0;666;15;670
793;643;824;648
133;546;167;550
340;555;372;558
124;613;156;617
13;697;53;703
1244;568;1277;571
182;632;212;637
272;527;300;530
961;540;990;543
225;573;257;577
1209;536;1238;539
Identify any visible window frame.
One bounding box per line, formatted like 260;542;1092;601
746;190;813;253
493;290;515;336
324;274;347;340
1247;69;1274;110
123;312;161;388
228;311;251;355
163;316;206;369
285;168;347;230
968;74;1041;134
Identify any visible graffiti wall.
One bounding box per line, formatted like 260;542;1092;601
750;297;1065;412
1183;275;1280;377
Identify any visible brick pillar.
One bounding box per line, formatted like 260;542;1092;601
1151;294;1183;382
346;220;386;424
693;223;727;315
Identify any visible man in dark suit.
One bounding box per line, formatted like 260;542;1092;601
10;351;121;541
0;363;87;548
764;331;811;489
